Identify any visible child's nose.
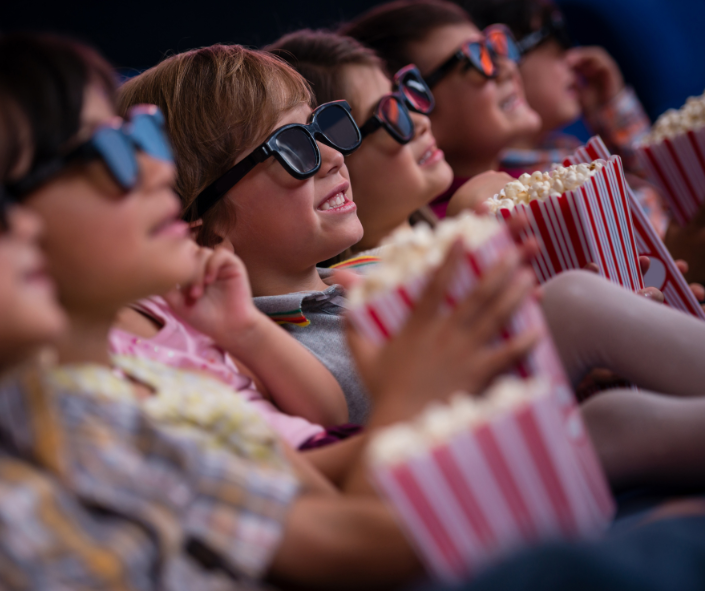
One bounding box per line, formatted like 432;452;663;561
317;142;345;176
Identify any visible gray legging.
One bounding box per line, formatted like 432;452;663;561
541;270;705;396
541;271;705;488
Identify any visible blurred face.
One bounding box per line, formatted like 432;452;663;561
519;39;581;133
23;85;200;317
0;205;66;367
409;23;541;173
343;64;453;234
223;103;364;271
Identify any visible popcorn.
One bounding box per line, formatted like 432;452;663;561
369;377;544;466
347;212;501;306
367;376;614;581
485;163;604;213
483;156;643;292
643;90;705;144
568;135;705;319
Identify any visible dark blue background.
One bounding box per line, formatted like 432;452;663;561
3;0;705;120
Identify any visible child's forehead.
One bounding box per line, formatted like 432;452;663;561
272;102;313;129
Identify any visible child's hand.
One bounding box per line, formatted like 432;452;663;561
163;246;262;343
446;171;515;217
566;46;625;114
347;240;540;420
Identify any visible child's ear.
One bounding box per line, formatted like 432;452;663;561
189;219;235;253
216;235;236;253
188;219;203;241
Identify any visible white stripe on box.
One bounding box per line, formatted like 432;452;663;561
490;411;562;538
373;467;457;579
448;431;519;553
531;393;605;533
409;453;486;574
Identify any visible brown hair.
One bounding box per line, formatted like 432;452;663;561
461;0;557;40
0;33;116;185
266;29;382;114
340;0;471;76
117;44;313;247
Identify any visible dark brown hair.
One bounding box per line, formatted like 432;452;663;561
266;29;382;113
0;33;117;183
340;0;471;76
118;44;313;247
459;0;557;40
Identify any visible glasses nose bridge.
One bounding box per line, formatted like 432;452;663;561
495;53;518;80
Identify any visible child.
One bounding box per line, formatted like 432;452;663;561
341;0;541;218
266;30;452;260
464;0;668;234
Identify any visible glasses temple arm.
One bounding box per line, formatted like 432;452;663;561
423;52;463;89
193;148;268;218
359;117;383;139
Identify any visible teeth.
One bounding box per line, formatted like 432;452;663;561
320;192;346;211
419;147;435;166
500;95;517;111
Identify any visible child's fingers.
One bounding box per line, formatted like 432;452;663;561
675;259;689;275
478;329;542;384
450;248;522;327
638;286;665;304
344;316;380;382
332;269;363;291
407;240;465;327
690;283;705;301
467;268;534;343
639;256;651;276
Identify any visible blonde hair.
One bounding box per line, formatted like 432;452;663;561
118;44;313;247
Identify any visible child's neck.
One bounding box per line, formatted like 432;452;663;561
445;152;499;180
352;218;411;255
54;308;114;367
249;263;330;298
508;125;553;151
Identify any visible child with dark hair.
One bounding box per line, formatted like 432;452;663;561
0;31;543;589
460;0;668;234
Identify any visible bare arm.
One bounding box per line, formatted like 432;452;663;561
215;313;348;425
161;247;348;426
268;495;421;590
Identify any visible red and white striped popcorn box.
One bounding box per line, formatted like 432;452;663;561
565;136;705;319
636;127;705;226
346;225;566;389
369;379;615;582
496;156;644;291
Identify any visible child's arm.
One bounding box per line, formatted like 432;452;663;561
164;247;348;426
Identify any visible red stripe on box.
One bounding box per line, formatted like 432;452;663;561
529;200;566;273
644;147;688;224
432;446;497;550
475;424;537;541
665;139;700;215
368;306;391;340
613;167;643;289
559;194;590;268
391;464;466;574
600;169;629;287
397;285;415;310
581;181;613;281
687;130;705;184
515;405;578;536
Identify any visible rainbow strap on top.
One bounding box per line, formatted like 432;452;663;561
330;255;380;270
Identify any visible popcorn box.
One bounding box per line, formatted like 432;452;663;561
496;156;644;291
566;136;705;320
636;126;705;226
346;225;567;388
369;379;615;582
